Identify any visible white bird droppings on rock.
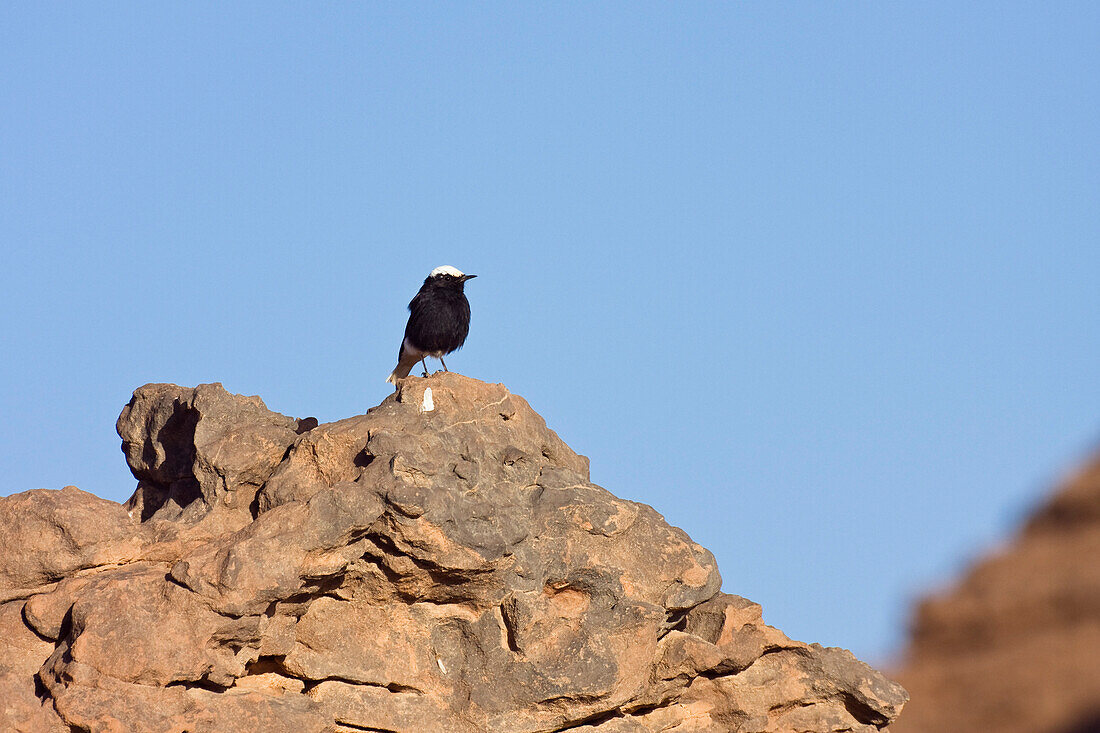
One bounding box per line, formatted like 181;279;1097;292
421;387;435;412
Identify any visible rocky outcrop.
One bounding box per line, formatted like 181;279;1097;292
892;451;1100;733
0;374;906;732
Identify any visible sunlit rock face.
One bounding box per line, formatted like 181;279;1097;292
0;374;906;733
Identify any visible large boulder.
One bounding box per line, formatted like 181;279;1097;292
116;382;312;524
1;374;907;732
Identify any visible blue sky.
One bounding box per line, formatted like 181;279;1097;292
2;3;1097;664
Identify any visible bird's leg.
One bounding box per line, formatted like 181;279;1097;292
440;357;448;372
420;358;429;377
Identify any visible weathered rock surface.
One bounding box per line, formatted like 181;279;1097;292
0;374;907;732
892;451;1100;733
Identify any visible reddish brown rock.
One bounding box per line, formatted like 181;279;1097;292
893;452;1100;733
0;674;68;733
0;486;146;596
0;602;66;732
117;382;307;525
0;373;907;732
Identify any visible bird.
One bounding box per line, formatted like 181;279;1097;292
387;265;477;384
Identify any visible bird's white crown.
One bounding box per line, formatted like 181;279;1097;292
429;265;465;278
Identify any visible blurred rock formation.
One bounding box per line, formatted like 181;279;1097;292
892;452;1100;733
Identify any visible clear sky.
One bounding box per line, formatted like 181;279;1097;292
2;3;1097;664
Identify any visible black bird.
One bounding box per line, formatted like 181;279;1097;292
387;265;477;384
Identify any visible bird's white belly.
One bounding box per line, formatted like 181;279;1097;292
402;337;445;359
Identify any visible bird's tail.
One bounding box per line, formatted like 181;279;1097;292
386;350;421;385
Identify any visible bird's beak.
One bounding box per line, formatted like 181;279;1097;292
461;274;477;282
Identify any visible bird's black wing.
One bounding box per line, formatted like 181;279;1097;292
404;289;431;342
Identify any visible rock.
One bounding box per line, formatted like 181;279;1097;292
0;373;907;732
0;602;67;732
0;485;146;596
117;382;305;524
892;452;1100;733
0;673;68;733
0;601;54;677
